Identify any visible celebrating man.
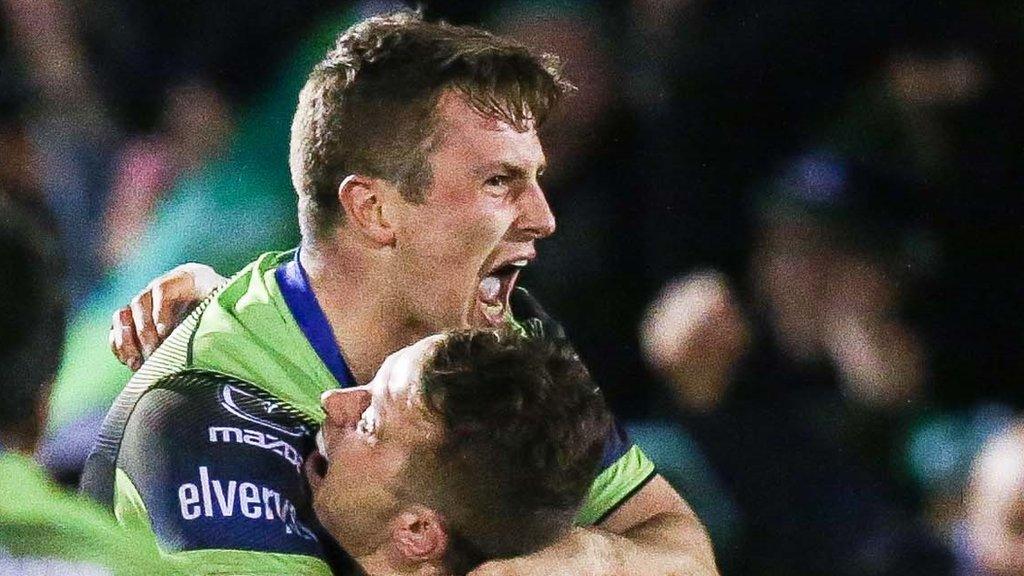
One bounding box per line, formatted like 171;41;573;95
85;10;717;576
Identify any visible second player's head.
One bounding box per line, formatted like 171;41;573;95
291;11;571;333
309;329;610;575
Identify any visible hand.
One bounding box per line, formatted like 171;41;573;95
110;263;225;370
639;271;749;412
468;528;622;576
824;315;924;409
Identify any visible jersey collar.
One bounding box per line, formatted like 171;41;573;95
275;250;358;388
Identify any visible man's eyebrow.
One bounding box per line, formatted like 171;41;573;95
472;161;543;179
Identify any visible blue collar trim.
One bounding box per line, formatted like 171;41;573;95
276;251;357;388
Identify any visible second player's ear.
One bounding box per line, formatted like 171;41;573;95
390;506;449;565
338;174;396;247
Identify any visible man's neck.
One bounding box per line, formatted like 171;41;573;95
300;245;432;384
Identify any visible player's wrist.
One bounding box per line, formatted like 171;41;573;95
560;527;627;574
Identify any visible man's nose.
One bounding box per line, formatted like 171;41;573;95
516;184;556;239
321;387;371;427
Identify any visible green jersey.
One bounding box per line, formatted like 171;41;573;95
0;452;176;575
81;251;656;575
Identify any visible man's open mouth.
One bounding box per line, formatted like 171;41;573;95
477;258;529;326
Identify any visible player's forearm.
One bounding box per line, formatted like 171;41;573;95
467;510;718;576
601;509;719;576
593;474;718;576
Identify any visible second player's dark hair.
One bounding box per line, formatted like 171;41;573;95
408;329;610;574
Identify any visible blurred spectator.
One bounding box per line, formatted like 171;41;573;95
2;0;344;307
642;153;952;575
749;154;929;414
823;15;1024;408
0;69;39;209
641;270;751;413
958;421;1024;576
102;79;233;268
806;15;1024;562
2;0;118;307
0;192;172;574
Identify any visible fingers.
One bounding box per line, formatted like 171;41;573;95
151;274;191;339
108;263;222;371
130;290;161;360
110;307;144;371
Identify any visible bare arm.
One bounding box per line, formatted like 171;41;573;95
473;289;720;575
599;475;718;575
470;476;718;576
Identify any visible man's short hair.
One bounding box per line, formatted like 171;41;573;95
289;10;573;239
0;192;65;430
404;329;611;574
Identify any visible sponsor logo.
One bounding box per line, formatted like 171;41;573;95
219;384;309;437
177;466;317;541
208;426;304;471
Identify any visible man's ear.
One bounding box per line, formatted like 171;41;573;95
338;174;396;247
390;506;449;565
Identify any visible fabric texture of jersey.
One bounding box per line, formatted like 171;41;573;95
81;250;655;574
0;452;177;576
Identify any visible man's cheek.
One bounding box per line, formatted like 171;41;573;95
441;202;510;243
312;487;342;534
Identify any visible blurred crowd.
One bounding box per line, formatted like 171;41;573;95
1;1;1022;575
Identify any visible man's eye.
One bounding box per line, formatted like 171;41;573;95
485;175;509;188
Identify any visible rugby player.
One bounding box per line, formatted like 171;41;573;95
0;193;174;575
86;11;718;576
311;329;611;575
